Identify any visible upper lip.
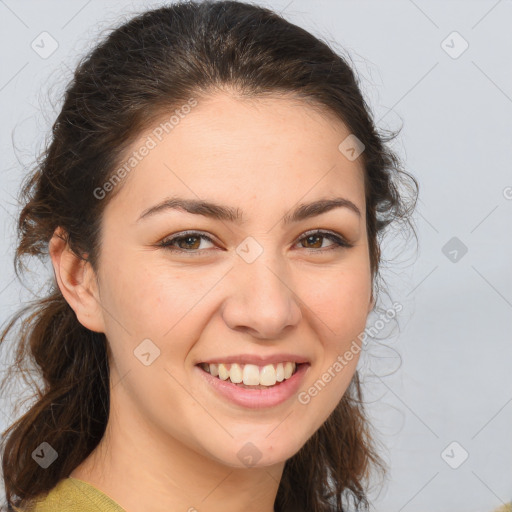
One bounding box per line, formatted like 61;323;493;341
197;353;310;366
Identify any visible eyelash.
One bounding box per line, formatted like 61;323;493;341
157;229;353;256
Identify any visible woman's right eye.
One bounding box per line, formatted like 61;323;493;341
158;231;216;254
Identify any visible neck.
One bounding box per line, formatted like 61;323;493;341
70;373;283;512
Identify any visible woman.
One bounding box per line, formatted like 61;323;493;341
0;1;417;511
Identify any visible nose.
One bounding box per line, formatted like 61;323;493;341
221;253;302;339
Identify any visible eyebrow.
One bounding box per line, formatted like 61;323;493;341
137;196;361;225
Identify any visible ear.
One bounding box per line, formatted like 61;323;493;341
49;227;105;333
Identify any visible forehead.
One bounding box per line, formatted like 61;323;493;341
104;92;365;222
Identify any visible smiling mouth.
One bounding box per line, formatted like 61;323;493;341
197;361;305;389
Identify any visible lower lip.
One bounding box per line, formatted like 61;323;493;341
195;363;310;409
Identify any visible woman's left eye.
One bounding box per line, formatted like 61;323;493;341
297;231;353;251
158;230;353;255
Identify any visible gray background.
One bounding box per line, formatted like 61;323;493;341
1;1;511;511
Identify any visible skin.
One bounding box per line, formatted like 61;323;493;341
50;91;374;512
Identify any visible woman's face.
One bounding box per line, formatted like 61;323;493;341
91;92;372;469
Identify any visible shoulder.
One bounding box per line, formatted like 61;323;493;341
14;477;126;512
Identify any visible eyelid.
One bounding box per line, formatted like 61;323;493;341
157;228;353;254
158;230;217;250
299;228;351;245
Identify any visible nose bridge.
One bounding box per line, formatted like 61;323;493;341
222;238;302;338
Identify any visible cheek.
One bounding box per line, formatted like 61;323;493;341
298;268;369;422
101;251;200;326
137;266;216;326
303;264;371;335
105;263;225;371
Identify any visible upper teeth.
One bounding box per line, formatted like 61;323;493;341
201;362;297;386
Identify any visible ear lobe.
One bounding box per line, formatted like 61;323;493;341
49;228;105;333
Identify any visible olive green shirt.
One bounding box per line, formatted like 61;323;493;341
13;477;126;512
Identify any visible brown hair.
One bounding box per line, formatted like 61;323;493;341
0;2;418;511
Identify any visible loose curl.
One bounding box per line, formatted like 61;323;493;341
0;2;418;511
